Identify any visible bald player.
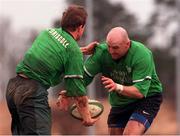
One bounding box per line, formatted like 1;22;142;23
83;27;163;135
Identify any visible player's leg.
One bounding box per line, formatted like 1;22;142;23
108;127;124;135
107;106;133;135
18;96;51;135
6;76;23;134
16;78;51;135
8;102;22;134
6;75;51;134
123;120;145;135
123;93;163;135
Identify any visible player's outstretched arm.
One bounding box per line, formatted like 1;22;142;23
101;76;144;99
56;90;73;111
80;41;99;55
57;92;99;126
74;96;99;126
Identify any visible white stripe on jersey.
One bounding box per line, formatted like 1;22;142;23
64;75;83;78
133;76;151;83
83;66;94;77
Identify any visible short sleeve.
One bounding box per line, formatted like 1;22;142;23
64;47;84;78
64;45;86;96
83;46;103;85
65;78;86;96
132;51;154;97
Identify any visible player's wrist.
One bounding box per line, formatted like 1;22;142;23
115;83;124;94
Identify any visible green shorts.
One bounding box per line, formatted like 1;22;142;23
6;75;51;135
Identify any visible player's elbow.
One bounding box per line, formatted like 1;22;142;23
133;87;144;99
136;92;144;99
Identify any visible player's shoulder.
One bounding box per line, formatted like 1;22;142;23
131;40;145;48
93;42;108;56
38;28;59;38
131;40;152;54
95;42;108;51
130;40;153;61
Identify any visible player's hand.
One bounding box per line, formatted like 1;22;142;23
101;76;117;92
80;41;99;55
56;90;72;111
82;117;100;127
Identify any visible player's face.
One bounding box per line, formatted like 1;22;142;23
107;41;129;60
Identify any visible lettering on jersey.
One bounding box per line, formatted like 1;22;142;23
126;66;132;73
48;29;69;48
110;69;132;84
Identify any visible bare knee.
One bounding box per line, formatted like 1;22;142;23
123;120;146;135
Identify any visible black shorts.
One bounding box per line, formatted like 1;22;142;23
108;93;162;130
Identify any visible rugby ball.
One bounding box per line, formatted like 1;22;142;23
70;99;104;120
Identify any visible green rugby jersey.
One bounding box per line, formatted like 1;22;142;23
16;28;86;96
84;41;162;107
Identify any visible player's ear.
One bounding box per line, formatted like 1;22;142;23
126;40;130;47
76;25;83;32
